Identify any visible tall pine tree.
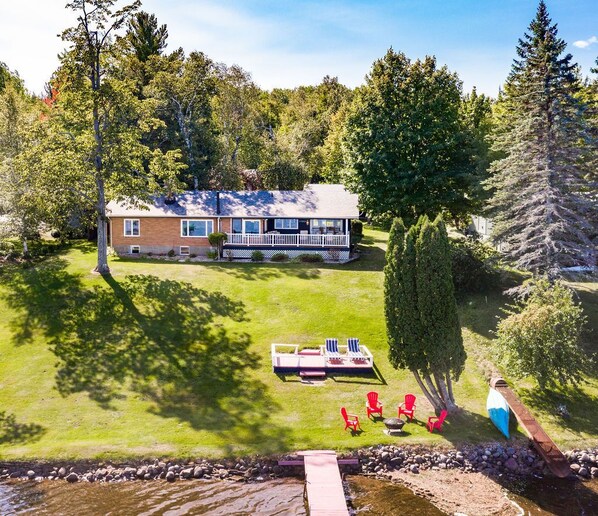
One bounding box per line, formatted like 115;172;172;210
486;1;596;275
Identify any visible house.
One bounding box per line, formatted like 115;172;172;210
470;215;493;240
107;184;359;260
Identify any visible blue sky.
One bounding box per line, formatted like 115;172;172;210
1;0;596;96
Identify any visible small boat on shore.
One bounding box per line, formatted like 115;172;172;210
487;387;510;438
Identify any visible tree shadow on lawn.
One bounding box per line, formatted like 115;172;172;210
3;258;293;453
0;411;46;445
517;384;598;436
115;256;322;282
208;262;322;282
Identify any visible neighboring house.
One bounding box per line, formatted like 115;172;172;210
107;184;359;260
470;215;493;240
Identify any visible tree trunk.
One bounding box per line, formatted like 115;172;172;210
422;373;446;412
94;177;110;274
22;236;28;257
446;373;455;405
173;99;197;189
434;372;457;413
412;370;444;412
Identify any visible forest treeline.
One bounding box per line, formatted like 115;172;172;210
0;0;596;274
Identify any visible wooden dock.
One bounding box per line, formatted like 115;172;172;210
279;450;352;515
490;377;571;478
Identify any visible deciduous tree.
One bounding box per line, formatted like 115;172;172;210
495;278;588;389
344;50;478;226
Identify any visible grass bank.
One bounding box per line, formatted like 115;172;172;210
0;228;596;460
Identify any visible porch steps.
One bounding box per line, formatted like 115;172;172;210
299;370;327;380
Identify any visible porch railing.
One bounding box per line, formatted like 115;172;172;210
225;233;350;247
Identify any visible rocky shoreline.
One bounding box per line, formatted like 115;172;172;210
1;443;597;484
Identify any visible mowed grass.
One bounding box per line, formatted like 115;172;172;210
0;228;596;460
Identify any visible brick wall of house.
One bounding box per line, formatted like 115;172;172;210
110;217;221;255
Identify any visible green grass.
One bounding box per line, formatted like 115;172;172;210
0;228;596;460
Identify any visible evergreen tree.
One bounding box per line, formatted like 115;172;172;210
486;1;596;275
125;11;168;62
384;215;466;413
344;50;478;226
118;11;169;97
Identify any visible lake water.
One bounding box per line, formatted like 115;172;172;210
0;475;596;515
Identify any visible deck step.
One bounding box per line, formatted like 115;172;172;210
300;370;326;378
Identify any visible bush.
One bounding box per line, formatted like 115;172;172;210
295;253;324;263
351;220;364;247
270;252;289;262
450;238;500;294
206;249;218;260
167;249;175;257
495;278;588;390
208;232;227;260
251;250;264;262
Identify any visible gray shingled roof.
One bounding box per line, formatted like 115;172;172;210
107;184;359;219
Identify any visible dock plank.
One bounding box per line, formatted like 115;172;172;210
299;451;349;516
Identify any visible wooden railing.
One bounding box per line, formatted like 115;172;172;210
225;233;349;247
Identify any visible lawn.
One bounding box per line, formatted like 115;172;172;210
0;227;596;460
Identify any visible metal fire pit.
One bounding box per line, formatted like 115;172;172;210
383;417;405;435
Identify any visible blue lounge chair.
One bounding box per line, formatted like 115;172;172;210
325;338;340;357
347;338;365;358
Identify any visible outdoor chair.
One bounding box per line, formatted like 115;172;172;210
325;338;341;357
398;393;417;421
341;407;361;432
347;338;364;358
366;391;383;419
427;410;448;433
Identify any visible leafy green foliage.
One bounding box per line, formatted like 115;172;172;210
294;253;324;263
250;250;264;262
450;238;500;294
496;278;588;389
270;252;289;262
343;50;479;226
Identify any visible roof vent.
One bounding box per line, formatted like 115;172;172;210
164;194;176;205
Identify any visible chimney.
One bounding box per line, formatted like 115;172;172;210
216;191;221;215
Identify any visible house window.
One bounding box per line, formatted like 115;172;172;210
243;219;261;234
130;245;140;254
274;219;298;230
311;219;343;234
181;219;213;237
232;218;243;234
180;246;190;256
124;219;140;236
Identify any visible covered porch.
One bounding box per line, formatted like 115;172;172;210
225;233;350;247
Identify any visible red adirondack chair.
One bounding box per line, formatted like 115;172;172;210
366;391;383;419
398;393;417;421
341;407;360;432
427;410;448;432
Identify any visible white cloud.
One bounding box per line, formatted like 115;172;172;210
573;36;597;49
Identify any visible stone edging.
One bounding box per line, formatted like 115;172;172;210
1;444;596;483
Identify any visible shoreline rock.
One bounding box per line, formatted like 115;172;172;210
1;443;596;484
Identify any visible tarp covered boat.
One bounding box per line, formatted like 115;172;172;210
487;387;510;438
